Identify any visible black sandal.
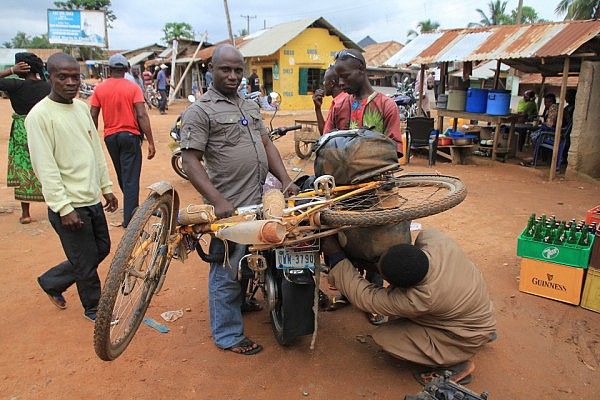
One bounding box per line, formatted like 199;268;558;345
412;360;475;385
226;338;263;355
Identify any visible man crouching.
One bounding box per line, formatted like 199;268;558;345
322;229;496;385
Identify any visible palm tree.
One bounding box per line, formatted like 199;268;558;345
469;0;510;27
407;19;441;41
555;0;600;19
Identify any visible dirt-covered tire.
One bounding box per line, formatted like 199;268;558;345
320;175;466;227
94;193;172;361
295;140;313;159
171;151;188;180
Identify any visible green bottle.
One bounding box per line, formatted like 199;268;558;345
525;214;536;237
567;225;578;245
534;223;545;242
543;224;554;243
578;230;590;247
541;214;547;226
555;225;566;244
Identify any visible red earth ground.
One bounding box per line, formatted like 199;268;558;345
0;99;599;399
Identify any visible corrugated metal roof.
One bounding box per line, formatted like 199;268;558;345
238;17;360;58
127;51;154;66
363;41;404;67
385;20;600;66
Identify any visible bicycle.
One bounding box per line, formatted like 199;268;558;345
93;163;466;361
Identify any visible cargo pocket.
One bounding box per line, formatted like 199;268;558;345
215;113;242;146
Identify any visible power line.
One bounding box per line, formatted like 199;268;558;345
240;14;257;34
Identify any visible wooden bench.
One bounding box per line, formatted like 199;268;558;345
436;145;475;165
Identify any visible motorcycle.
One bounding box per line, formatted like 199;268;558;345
390;77;419;121
146;86;162;109
79;82;95;99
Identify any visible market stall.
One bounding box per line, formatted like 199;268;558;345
386;20;600;180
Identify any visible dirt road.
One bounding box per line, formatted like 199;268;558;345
0;99;599;399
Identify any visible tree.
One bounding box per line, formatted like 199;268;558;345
555;0;600;20
407;19;441;42
468;0;510;27
162;22;195;43
508;5;547;23
3;32;31;48
3;32;63;49
236;28;248;38
54;0;116;27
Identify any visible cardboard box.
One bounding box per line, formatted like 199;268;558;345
581;268;600;313
519;258;585;305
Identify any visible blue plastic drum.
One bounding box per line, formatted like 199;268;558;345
486;90;511;115
465;88;488;113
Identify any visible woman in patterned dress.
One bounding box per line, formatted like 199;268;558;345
0;53;50;223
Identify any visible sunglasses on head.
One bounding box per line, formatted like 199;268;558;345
334;50;364;66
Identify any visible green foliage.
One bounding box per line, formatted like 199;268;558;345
407;19;441;42
54;0;116;26
509;6;547;23
162;22;195;43
236;28;249;38
555;0;600;20
469;0;510;27
3;32;63;49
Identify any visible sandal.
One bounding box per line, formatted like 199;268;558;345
226;338;263;355
326;294;349;311
19;217;33;224
413;359;475;386
367;313;388;325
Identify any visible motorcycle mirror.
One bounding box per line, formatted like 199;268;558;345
268;92;281;109
187;95;196;103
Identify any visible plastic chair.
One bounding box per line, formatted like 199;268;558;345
532;122;572;171
405;117;438;166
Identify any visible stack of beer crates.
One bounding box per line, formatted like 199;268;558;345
517;213;597;306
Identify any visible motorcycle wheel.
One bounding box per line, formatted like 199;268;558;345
171;151;189;180
266;268;315;346
294;140;313;159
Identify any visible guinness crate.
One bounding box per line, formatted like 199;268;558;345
581;268;600;313
519;258;585;305
517;229;594;268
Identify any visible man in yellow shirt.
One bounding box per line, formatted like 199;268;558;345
26;53;118;322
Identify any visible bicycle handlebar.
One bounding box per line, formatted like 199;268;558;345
270;125;302;140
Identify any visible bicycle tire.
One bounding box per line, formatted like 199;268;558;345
94;193;173;361
320;175;466;227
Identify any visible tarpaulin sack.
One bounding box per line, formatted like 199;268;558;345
314;129;399;185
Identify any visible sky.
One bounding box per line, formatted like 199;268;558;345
1;0;564;51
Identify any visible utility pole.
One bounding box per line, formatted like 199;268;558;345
223;0;235;47
241;14;257;34
516;0;524;24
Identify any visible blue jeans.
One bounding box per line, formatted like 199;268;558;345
208;238;248;348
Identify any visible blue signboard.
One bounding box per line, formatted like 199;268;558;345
47;9;107;47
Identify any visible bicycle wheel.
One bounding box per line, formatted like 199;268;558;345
94;193;173;361
320;174;466;227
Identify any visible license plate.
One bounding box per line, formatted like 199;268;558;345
275;248;317;269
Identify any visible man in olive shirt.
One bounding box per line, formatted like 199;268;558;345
26;53;118;322
323;229;496;384
181;44;297;355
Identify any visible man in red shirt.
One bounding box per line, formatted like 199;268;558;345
90;54;156;228
324;49;403;155
312;66;348;135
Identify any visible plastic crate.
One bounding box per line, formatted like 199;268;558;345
585;205;600;225
517;228;594;268
581;268;600;313
519;258;585;305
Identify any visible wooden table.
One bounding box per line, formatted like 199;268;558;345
436;109;518;161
